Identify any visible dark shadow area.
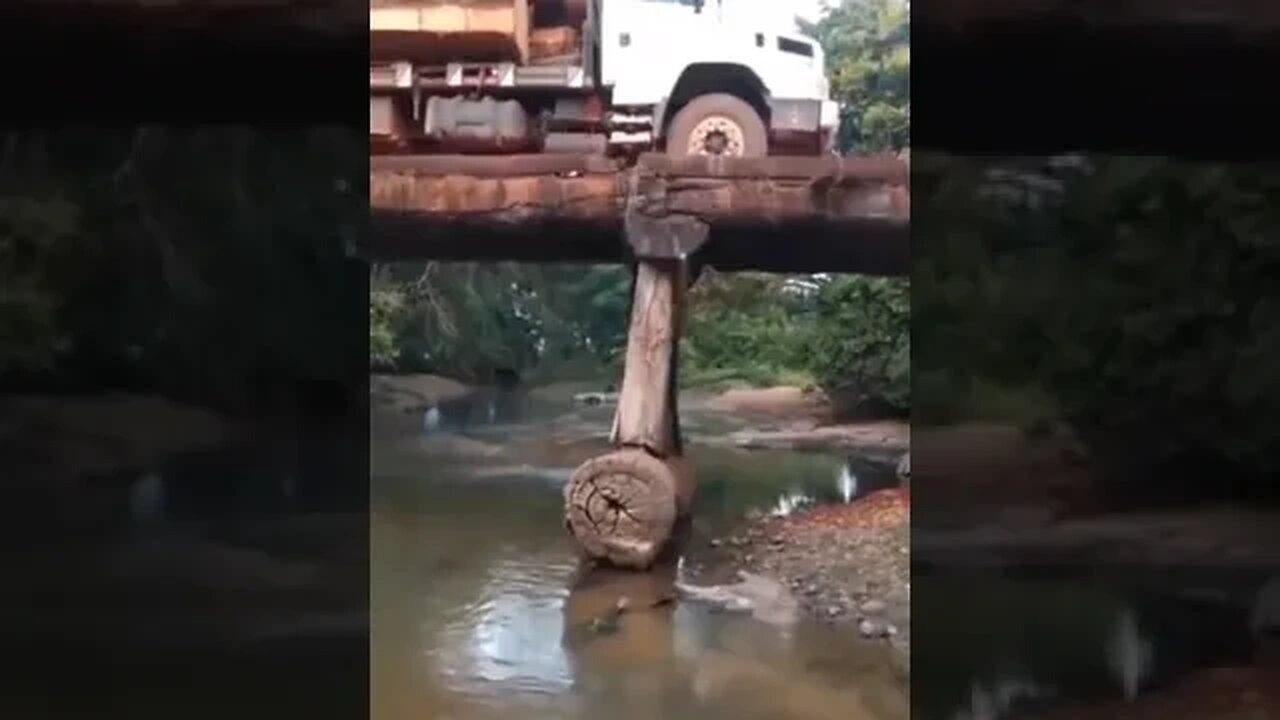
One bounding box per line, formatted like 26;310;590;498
0;3;364;121
914;6;1280;719
0;128;370;714
913;5;1280;156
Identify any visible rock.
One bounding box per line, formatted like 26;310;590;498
858;618;893;639
860;599;888;615
573;392;619;407
709;538;722;548
675;571;800;626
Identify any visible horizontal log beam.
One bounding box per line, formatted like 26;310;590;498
367;153;909;275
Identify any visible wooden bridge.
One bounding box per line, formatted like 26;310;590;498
368;153;909;275
369;150;908;569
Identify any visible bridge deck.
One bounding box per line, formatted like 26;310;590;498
368;153;909;274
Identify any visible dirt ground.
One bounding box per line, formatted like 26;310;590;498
714;489;911;673
691;385;909;457
700;385;834;421
370;373;471;414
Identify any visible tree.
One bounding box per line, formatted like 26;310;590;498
813;0;910;154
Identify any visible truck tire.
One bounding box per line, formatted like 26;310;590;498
666;93;767;159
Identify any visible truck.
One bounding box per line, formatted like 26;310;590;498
370;0;840;158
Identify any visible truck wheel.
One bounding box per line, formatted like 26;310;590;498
666;93;767;159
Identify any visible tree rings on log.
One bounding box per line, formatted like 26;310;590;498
564;449;687;569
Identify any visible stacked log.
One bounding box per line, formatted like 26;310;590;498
370;0;531;64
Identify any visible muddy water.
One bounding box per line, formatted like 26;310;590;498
913;572;1266;720
370;390;908;720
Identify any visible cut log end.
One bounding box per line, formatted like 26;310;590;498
564;449;681;569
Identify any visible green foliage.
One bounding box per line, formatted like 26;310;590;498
814;0;910;153
681;273;811;386
369;287;404;370
0;195;78;373
914;153;1280;476
369;262;633;382
0;128;365;411
807;275;910;415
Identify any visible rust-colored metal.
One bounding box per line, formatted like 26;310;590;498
368;152;909;274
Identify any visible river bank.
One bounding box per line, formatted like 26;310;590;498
709;489;911;675
374;373;910;457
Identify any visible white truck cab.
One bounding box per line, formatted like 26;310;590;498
370;0;841;157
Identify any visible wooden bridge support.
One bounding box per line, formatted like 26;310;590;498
563;219;703;569
367;152;908;568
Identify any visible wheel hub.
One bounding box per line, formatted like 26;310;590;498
687;115;746;157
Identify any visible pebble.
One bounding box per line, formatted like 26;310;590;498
858;618;894;639
709;538;722;548
859;599;887;615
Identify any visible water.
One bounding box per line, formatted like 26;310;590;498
371;388;908;720
911;573;1263;719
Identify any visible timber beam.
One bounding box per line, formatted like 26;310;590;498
368;153;909;275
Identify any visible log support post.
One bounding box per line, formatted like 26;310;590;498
563;207;707;569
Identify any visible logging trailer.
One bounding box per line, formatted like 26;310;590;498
370;0;840;157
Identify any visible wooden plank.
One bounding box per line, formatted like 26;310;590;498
530;25;579;60
636;153;910;184
370;153;622;176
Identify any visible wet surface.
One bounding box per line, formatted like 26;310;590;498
371;388;908;720
913;569;1268;719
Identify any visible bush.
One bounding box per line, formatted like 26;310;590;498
806;276;910;417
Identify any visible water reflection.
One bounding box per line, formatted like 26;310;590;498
444;558;574;693
372;402;909;720
959;673;1050;720
766;460;900;518
1105;609;1153;700
838;464;858;503
422;405;441;432
771;489;814;517
913;574;1258;720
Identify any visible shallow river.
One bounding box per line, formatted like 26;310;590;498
370;390;908;720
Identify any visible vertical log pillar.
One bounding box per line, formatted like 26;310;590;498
564;211;706;569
